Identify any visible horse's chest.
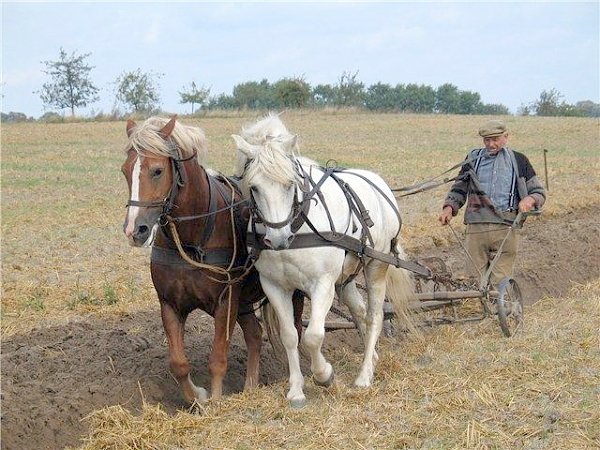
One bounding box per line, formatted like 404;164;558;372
256;249;344;290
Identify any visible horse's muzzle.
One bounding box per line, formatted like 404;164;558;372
124;217;158;247
263;232;295;250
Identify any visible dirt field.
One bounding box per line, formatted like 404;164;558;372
2;207;598;450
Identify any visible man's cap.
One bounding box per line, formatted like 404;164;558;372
478;120;507;138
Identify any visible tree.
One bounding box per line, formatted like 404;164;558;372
114;69;162;114
478;103;510;115
404;83;435;113
335;70;365;107
179;81;210;114
457;90;481;114
532;88;565;116
574;100;600;117
38;48;99;117
232;79;276;109
207;93;238;110
435;83;461;114
311;84;337;107
365;83;396;111
273;77;311;108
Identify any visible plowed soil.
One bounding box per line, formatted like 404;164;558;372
2;208;598;450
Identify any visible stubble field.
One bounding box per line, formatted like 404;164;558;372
1;111;599;449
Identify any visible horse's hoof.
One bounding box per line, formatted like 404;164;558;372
314;370;335;388
290;397;307;409
353;376;372;388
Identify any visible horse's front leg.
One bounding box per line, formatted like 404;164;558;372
260;279;305;408
160;302;208;403
355;261;388;388
210;286;240;400
304;278;336;388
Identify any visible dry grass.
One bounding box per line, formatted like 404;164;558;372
2;112;599;449
76;282;600;450
1;112;599;333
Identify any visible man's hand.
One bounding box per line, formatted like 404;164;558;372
518;196;536;213
438;206;453;225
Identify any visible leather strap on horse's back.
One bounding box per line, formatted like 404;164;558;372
151;245;247;268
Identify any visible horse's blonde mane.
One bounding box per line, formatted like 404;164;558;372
236;114;304;186
240;113;290;145
126;116;208;164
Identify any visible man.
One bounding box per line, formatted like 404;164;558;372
438;119;546;287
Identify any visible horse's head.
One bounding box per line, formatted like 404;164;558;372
233;130;302;250
121;116;206;247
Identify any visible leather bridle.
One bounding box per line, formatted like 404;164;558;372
247;158;314;234
126;147;197;222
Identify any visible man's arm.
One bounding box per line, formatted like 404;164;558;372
515;152;546;210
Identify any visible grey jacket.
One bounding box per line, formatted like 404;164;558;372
443;148;546;225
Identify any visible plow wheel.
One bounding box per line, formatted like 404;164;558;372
495;277;524;337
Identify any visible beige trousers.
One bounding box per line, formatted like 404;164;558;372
465;223;520;288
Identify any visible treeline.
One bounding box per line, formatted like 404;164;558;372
205;72;510;115
3;49;599;121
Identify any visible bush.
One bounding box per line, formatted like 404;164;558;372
1;111;34;123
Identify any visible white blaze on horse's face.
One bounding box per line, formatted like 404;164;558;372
121;150;163;247
250;175;297;250
125;155;142;237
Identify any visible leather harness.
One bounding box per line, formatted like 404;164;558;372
246;160;432;279
127;144;250;270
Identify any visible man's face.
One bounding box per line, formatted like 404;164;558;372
483;133;508;154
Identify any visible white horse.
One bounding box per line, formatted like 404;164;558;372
232;114;416;408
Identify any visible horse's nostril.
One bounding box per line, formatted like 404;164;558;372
263;237;273;249
138;225;149;235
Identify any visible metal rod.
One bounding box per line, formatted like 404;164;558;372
543;149;549;191
448;223;483;280
414;291;484;300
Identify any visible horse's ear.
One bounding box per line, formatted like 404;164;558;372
126;119;136;138
280;134;298;153
158;115;178;139
232;134;256;159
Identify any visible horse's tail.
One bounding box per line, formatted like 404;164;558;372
261;302;287;363
261;291;306;363
385;245;422;338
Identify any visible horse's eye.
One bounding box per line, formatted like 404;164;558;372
151;168;164;178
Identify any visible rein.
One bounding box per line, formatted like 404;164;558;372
391;157;473;197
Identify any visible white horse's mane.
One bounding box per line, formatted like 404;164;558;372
126;116;208;165
240;113;290;145
236;114;309;186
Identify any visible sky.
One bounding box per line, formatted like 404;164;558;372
2;1;599;118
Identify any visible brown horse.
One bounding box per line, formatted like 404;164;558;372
121;116;301;403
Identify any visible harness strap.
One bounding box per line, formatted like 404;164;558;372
296;165;338;233
329;172;375;248
151;245;247;268
248;231;432;278
336;169;403;232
